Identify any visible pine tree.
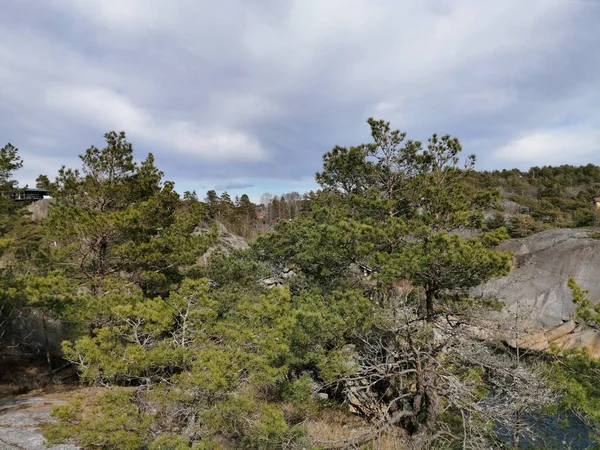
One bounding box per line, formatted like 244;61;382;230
256;118;513;442
0;143;24;237
43;131;215;298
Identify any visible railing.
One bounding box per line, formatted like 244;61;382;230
0;192;48;201
14;193;45;201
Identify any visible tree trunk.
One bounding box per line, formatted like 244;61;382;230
41;312;52;371
425;289;435;322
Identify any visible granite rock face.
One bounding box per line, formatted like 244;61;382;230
195;221;250;265
474;228;600;356
25;199;52;221
0;395;79;450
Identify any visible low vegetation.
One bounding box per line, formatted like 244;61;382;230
1;120;599;448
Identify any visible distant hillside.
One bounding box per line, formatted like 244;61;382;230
468;164;600;236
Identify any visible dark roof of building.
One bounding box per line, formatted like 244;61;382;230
21;188;50;193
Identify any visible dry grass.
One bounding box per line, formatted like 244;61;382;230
0;387;99;409
306;408;405;449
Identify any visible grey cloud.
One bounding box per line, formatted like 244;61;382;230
2;0;600;191
214;182;256;191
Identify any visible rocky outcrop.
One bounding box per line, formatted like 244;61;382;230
474;228;600;357
1;309;71;355
26;199;52;221
262;266;297;288
194;222;301;288
0;394;78;449
195;222;250;265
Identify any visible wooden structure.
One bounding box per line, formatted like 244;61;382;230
595;197;600;209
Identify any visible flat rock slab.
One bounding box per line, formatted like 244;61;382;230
0;396;78;450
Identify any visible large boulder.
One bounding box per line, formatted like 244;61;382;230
473;228;600;357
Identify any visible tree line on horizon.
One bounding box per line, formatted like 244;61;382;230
26;148;600;243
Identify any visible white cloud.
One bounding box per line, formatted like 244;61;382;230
43;86;266;162
15;152;80;188
168;123;265;160
49;0;166;32
493;127;600;166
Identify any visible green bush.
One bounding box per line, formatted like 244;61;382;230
506;214;547;238
281;373;320;422
44;388;151;450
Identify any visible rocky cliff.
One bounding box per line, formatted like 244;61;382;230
474;228;600;357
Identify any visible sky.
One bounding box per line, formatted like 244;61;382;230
1;0;600;202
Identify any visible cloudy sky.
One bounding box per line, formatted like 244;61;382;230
2;0;599;200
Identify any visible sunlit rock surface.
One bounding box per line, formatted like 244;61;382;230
0;395;78;450
474;228;600;357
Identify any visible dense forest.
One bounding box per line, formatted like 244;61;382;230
1;121;600;449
